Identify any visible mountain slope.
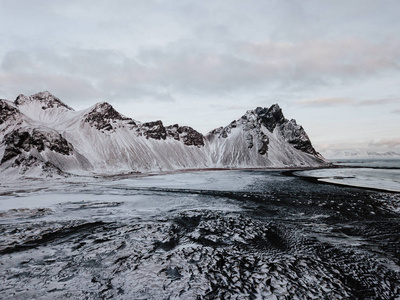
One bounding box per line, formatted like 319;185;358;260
0;91;326;177
205;105;323;168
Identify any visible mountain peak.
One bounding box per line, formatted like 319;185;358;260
254;104;286;132
14;94;30;105
14;91;74;111
90;101;114;112
1;96;326;176
87;102;128;119
84;102;131;131
32;90;55;99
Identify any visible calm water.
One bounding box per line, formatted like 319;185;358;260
295;159;400;193
332;158;400;169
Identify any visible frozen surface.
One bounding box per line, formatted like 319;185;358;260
1;170;400;299
331;158;400;169
100;170;263;191
322;149;400;160
295;167;400;193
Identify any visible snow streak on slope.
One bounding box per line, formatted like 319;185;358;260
0;91;326;178
206;108;323;168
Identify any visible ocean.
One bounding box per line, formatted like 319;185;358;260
0;160;399;298
295;158;400;193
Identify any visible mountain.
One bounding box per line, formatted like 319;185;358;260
0;91;326;178
321;149;400;160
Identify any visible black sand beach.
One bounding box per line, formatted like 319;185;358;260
0;170;399;299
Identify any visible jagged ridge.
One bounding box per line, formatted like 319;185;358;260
84;102;133;131
0;92;326;177
15;91;74;111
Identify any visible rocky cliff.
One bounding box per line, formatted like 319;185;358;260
0;91;326;178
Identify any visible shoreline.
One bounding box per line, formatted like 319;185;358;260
317;178;400;193
290;169;400;194
92;164;334;180
3;163;399;195
0;164;333;185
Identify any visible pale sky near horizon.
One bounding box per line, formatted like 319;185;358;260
1;0;399;153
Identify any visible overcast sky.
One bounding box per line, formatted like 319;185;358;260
1;0;399;153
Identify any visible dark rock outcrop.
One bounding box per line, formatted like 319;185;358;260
166;125;204;146
1;129;73;163
140;120;167;140
11;155;67;177
210;120;239;139
245;133;253;149
255;104;286;133
0;100;20;125
207;103;317;157
256;131;269;155
84;102;131;131
280;119;317;156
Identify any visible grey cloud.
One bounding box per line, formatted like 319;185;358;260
358;98;400;106
240;38;400;79
2;0;400;112
0;49;169;104
2;35;400;106
3;1;400;56
0;72;101;106
135;37;400;95
1;0;399;152
297;97;400;108
296;98;354;107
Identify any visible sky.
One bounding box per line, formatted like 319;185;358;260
1;0;399;153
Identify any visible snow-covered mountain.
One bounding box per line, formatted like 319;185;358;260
0;91;326;178
321;149;400;160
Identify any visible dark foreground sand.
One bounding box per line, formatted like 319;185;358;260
0;169;399;299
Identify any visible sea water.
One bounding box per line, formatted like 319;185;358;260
295;159;400;193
